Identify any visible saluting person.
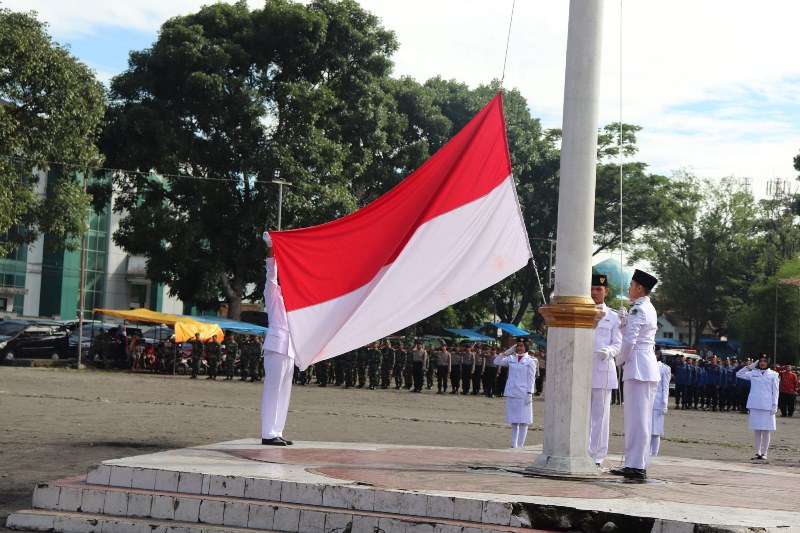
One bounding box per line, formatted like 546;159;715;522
610;269;659;480
737;356;779;461
494;339;537;448
588;274;622;467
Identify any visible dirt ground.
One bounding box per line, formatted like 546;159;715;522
1;367;798;529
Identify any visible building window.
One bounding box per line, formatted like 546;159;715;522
664;332;673;339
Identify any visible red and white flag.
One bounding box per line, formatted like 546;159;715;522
271;93;531;369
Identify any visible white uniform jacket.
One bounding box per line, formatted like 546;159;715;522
616;296;659;382
592;304;622;389
494;349;537;399
736;365;779;411
654;361;671;412
262;258;295;360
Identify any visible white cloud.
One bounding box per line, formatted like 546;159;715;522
12;0;800;188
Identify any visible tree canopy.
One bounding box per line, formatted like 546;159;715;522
0;8;105;255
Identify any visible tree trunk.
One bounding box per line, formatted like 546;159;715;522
227;295;242;321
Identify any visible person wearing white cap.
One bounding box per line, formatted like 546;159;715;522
260;231;295;446
610;269;659;480
588;273;621;467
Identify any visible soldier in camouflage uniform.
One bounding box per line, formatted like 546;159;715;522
365;341;382;390
425;343;436;390
190;332;203;379
343;349;357;388
392;343;404;389
205;337;221;380
248;335;261;382
315;360;329;387
256;335;265;381
380;340;395;389
224;333;238;380
239;335;251;381
403;345;414;389
356;347;367;388
334;354;345;386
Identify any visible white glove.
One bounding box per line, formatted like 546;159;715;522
525;393;532;405
771;407;777;416
617;306;628;328
748;362;758;369
262;231;272;246
662;405;669;414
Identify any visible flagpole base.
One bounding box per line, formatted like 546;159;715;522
526;453;600;479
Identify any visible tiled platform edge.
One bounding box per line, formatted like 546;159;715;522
6;470;688;533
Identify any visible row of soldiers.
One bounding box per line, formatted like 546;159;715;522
301;340;545;397
671;354;755;412
185;333;266;381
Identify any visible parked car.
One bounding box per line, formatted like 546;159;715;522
141;325;174;345
68;323;116;358
0;320;70;362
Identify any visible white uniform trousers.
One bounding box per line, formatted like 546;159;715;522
261;350;294;439
623;379;657;470
588;388;612;462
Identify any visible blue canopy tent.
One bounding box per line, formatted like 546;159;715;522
491;322;531;337
188;316;269;336
444;328;495;342
528;332;547;348
655;338;686;347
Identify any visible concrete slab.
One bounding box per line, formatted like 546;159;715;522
8;440;800;532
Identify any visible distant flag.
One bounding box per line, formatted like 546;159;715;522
271;93;531;370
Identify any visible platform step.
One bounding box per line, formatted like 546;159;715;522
8;478;542;533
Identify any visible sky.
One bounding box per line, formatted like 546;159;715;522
8;0;800;200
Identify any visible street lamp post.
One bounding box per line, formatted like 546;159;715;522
271;170;292;231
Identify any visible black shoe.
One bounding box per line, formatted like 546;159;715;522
276;437;293;445
624;469;646;480
261;438;287;446
595;463;602;468
609;467;630;476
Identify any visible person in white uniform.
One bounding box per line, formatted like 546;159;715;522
610;269;659;480
494;339;537;448
588;274;621;467
736;356;779;461
650;355;671;456
260;231;295;446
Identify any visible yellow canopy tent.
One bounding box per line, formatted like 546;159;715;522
93;308;224;343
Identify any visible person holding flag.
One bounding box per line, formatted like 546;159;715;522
610;269;659;480
260;231;295;446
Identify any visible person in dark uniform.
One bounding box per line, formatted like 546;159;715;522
365;341;382;390
433;344;451;394
449;346;462;394
224;333;238;380
189;332;203;379
343;349;356;389
483;348;498;398
410;341;427;393
380;340;395;389
461;346;476;395
206;336;221;380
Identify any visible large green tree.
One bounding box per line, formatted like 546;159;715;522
0;8;105;255
101;0;442;319
639;173;759;346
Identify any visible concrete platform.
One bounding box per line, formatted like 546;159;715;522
6;440;800;532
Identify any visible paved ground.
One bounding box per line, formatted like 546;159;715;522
2;366;799;530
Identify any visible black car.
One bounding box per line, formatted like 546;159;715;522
68;323;116;358
0;320;70;362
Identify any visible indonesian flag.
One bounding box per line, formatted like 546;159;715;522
271;93;531;370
